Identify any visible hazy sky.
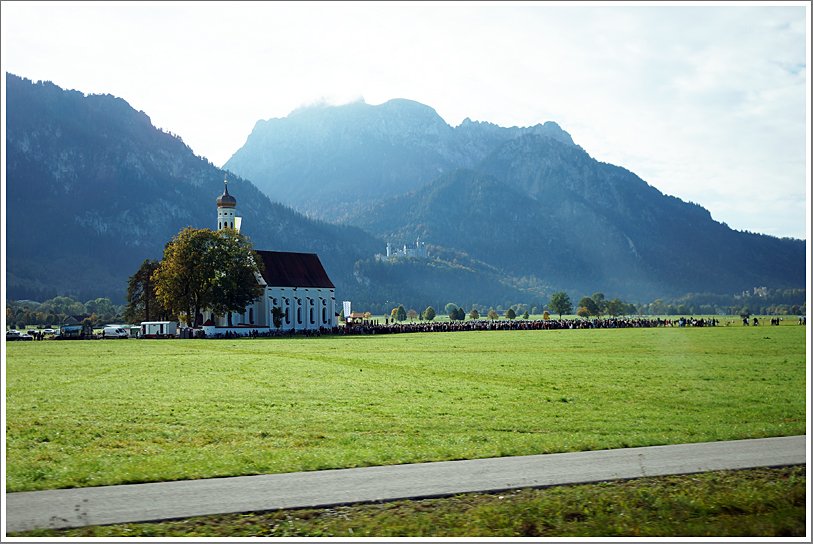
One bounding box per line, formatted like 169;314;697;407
2;1;809;239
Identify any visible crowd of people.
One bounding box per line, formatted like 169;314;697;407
203;313;810;339
339;316;720;336
208;327;336;339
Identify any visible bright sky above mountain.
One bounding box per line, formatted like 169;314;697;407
2;1;809;239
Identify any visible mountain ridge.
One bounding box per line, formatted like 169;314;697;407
224;96;804;301
224;98;579;218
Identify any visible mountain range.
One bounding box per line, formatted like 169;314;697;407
5;73;806;309
226;98;805;302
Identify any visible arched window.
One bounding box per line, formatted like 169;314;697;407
322;307;327;323
249;308;254;324
285;308;290;325
297;308;302;324
310;307;314;324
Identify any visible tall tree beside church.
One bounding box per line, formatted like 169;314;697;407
124;259;165;323
153;227;263;326
154;228;216;325
207;228;265;317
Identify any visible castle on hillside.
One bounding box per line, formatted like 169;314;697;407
377;238;428;261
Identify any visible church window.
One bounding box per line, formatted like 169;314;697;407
297;308;302;324
249;308;254;324
310;307;314;324
285;308;290;325
322;307;327;323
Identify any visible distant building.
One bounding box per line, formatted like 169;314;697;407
740;286;769;298
378;238;428;260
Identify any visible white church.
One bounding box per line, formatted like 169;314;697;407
199;180;337;336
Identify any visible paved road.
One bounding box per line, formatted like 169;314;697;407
6;435;806;533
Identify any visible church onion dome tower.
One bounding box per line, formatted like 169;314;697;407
217;179;237;208
217;178;237;230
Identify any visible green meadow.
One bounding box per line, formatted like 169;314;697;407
5;324;806;492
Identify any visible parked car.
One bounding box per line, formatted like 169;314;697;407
43;328;56;334
102;326;129;339
7;330;33;341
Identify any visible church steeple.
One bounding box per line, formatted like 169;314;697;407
217;177;237;230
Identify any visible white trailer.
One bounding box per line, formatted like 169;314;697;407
140;321;178;338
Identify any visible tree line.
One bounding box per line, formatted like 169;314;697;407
382;293;637;323
379;288;806;323
6;296;124;329
639;288;806;316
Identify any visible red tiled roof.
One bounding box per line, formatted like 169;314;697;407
255;250;335;289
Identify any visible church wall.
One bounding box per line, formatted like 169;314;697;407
265;286;336;331
205;285;335;332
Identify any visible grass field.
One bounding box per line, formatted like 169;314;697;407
6;323;806;493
